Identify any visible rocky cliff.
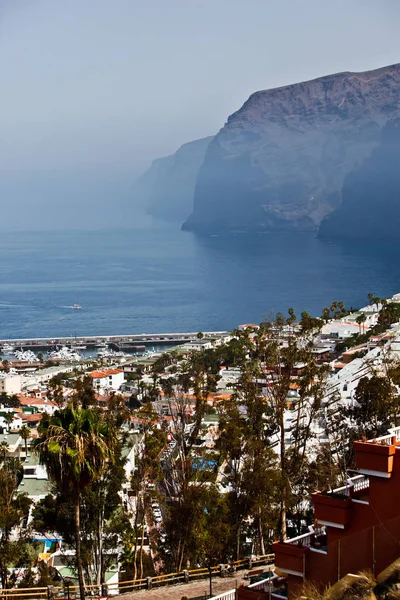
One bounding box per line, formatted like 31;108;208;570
182;63;400;234
319;118;400;240
134;136;213;222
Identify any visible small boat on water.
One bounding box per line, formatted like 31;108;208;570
97;349;126;358
1;343;14;353
73;304;82;310
95;342;108;350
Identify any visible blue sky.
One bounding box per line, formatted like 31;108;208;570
0;0;399;227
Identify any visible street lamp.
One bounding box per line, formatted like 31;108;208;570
207;561;213;597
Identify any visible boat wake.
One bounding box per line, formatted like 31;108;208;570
61;305;82;310
0;303;30;309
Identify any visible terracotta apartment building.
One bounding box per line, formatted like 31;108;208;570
239;427;400;599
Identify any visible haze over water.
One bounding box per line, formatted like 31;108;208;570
1;218;399;339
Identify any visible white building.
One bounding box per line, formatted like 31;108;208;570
19;454;51;503
0;432;22;456
19;395;58;415
0;375;22;395
185;339;214;351
0;409;23;433
89;368;125;393
21;364;75;389
217;367;241;390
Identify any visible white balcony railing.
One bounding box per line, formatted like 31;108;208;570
282;525;325;548
332;474;369;497
352;474;370;492
374;425;400;444
248;576;273;591
209;590;236;600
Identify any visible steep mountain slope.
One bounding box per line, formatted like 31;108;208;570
319;118;400;240
182;64;400;234
133;137;213;222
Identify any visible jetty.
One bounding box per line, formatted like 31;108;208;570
0;331;228;352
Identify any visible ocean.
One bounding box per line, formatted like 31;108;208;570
0;219;399;339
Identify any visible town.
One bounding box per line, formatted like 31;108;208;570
1;293;400;600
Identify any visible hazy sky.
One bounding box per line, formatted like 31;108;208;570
1;0;400;175
0;0;400;229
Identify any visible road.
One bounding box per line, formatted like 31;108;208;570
119;569;248;600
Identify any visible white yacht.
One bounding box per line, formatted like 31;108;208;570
1;343;14;354
97;349;126;358
95;343;108;350
14;349;39;362
48;346;81;361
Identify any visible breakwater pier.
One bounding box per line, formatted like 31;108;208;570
0;331;228;352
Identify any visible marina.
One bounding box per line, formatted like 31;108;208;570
0;331;228;355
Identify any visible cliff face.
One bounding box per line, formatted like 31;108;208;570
182;64;400;234
319;118;400;240
133;137;213;222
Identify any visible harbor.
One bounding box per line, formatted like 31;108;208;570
0;331;228;356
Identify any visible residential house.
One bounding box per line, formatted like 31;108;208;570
18;395;58;415
89;368;124;393
0;374;22;394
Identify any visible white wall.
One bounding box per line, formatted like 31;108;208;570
93;371;125;392
0;375;22;395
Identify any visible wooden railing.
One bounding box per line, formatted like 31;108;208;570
0;554;274;600
0;589;50;600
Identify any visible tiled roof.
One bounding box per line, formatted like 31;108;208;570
18;395;56;407
22;413;43;423
89;369;123;379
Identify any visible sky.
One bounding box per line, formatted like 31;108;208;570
0;0;400;227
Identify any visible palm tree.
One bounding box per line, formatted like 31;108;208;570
119;535;136;581
356;313;367;335
33;406;116;600
0;441;9;463
3;412;14;431
19;425;30;459
368;292;375;306
299;562;400;599
6;457;23;485
321;307;331;322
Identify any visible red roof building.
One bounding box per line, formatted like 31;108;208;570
269;428;400;599
89;368;124;392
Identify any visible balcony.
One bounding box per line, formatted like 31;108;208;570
354;439;396;478
237;574;288;600
331;474;370;504
311;473;370;528
269;575;288;600
272;527;326;578
312;491;352;529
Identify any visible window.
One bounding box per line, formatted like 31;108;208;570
24;468;36;476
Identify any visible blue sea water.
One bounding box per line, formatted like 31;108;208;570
0;220;399;339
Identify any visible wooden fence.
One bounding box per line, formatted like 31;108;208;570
0;554;274;600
